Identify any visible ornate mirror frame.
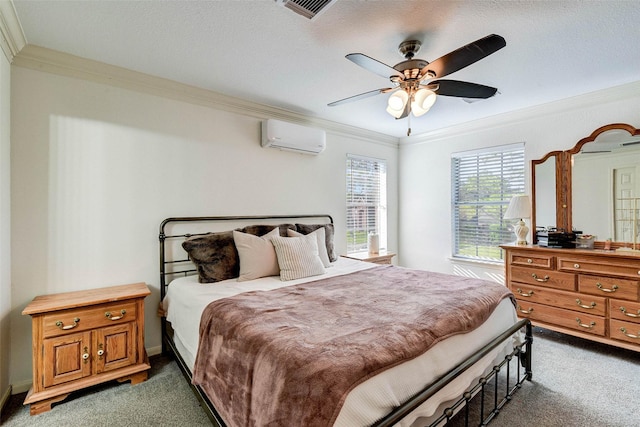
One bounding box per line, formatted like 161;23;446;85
531;123;640;246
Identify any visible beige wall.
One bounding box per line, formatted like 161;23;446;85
398;81;640;280
0;29;11;409
9;66;399;390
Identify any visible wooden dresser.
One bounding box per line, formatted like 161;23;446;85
22;283;151;415
502;245;640;352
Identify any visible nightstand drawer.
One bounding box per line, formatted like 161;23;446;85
43;301;137;338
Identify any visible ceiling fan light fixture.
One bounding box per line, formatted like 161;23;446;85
411;88;437;117
386;90;409;118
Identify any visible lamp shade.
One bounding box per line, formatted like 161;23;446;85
504;195;531;220
386;90;409;118
411;88;437;117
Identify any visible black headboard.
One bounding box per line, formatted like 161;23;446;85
158;214;334;300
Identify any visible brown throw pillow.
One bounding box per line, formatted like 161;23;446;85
182;231;239;283
295;223;336;262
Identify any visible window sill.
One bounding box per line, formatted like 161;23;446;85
448;256;504;269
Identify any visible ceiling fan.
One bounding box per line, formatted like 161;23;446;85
328;34;506;135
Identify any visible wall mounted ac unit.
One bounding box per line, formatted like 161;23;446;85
261;119;326;155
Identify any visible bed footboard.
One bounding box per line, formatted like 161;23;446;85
374;318;533;427
162;316;531;427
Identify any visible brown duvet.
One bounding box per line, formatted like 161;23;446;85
192;265;515;427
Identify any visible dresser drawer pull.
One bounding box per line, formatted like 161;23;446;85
516;288;534;297
620;307;640;318
531;273;549;282
575;299;596;309
527;258;533;264
105;309;126;321
517;305;534;314
620;327;640;339
575;318;596;329
573;263;580;269
595;283;618;293
82;346;89;364
56;317;80;330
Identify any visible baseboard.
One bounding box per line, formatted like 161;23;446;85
0;384;12;415
10;379;30;395
147;345;162;357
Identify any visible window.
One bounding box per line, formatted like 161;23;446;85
346;154;387;254
452;143;525;261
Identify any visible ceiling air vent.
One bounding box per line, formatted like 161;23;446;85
276;0;337;20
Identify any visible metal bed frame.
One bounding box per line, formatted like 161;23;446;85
159;215;533;427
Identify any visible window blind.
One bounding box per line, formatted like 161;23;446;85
452;144;525;261
346;155;387;253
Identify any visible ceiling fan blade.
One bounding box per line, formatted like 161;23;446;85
421;34;506;79
432;79;498;99
328;88;394;107
346;53;404;80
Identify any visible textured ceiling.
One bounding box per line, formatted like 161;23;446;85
10;0;640;138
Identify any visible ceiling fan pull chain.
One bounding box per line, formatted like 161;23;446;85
407;114;412;136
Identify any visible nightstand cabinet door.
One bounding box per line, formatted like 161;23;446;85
43;331;92;388
95;322;136;373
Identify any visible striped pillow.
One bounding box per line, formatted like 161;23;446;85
271;234;326;281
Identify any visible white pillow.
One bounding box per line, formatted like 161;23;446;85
233;228;280;282
287;227;331;268
270;234;326;281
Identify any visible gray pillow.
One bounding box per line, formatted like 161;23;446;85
295;223;336;262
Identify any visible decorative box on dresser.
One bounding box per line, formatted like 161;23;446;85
22;282;152;415
501;245;640;352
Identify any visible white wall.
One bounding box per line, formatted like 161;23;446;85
398;82;640;280
0;30;11;409
9;66;399;389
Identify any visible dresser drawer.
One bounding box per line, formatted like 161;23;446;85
610;319;640;347
42;301;137;339
514;300;605;336
509;252;553;269
510;266;576;291
510;283;606;316
610;299;640;324
578;275;639;301
558;256;640;280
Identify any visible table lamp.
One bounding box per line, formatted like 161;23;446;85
504;195;531;245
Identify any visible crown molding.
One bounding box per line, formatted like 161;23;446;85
12;44;398;147
400;80;640;146
0;0;26;62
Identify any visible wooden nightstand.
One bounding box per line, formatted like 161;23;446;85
342;251;396;265
22;282;151;415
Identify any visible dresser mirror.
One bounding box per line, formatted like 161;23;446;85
531;123;640;245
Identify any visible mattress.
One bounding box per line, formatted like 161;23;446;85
163;257;519;427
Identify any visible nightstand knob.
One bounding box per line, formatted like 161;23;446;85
574;264;580;269
527;259;533;264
